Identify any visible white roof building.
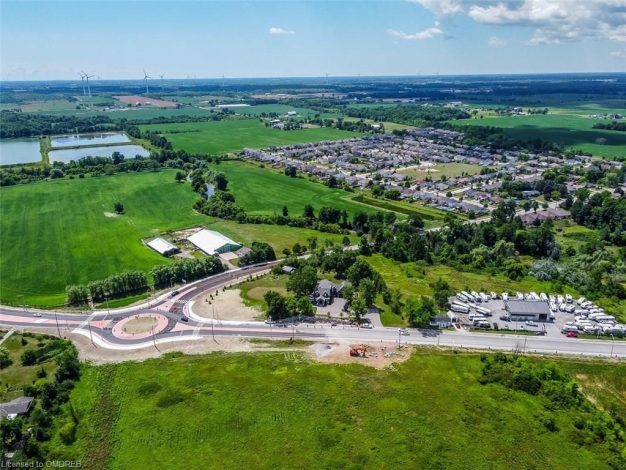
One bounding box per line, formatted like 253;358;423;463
147;237;179;256
187;229;242;255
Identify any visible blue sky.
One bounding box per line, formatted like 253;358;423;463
1;0;625;80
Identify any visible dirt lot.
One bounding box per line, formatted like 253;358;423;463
192;288;262;321
309;341;411;369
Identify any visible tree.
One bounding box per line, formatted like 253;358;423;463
303;204;315;219
351;294;367;322
359;278;377;307
114;201;125;214
430;277;454;309
175;171;185;182
284;166;297;177
342;236;351;247
0;347;10;369
264;290;288;320
404;296;436;328
286;265;318;297
214;172;228;191
282;205;289;217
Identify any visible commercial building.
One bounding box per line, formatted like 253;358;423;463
187;229;242;255
505;300;551;322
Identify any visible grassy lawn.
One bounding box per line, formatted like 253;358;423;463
554;220;600;252
353;194;454;226
59;350;624;469
0;333;62;401
209;219;356;256
207;160;381;217
455;113;626;159
396;162;485;180
236;273;289;310
0;170;204;307
139;119;361;155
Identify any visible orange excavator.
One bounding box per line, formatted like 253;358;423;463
349;344;368;357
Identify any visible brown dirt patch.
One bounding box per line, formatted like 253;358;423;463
122;317;158;334
192;288;262;321
309;341;412;369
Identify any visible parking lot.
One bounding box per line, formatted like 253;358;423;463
447;293;584;338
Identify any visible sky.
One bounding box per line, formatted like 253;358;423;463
1;0;625;80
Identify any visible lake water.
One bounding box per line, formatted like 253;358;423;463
50;132;131;149
49;145;150;163
0;138;42;166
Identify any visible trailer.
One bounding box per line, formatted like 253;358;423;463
451;304;470;314
475;306;492;316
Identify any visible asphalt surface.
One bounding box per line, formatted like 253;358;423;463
2;262;626;359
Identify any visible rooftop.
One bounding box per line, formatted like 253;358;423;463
505;300;551;315
187;229;241;255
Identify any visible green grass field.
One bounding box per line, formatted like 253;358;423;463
456;113;626;158
0;169;364;307
207;160;380;217
0;170;203;307
236;273;289;310
57;350;624;469
396;162;485;180
139;119;361;154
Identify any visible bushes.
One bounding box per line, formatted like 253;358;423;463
239;241;276;266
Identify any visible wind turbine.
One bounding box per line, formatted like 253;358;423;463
159;74;165;91
84;73;94;97
78;72;86;96
143;70;151;94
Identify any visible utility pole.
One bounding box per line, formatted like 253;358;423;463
54;311;61;338
211;304;215;341
151;325;157;350
87;319;94;346
523;335;528;354
610;334;615;358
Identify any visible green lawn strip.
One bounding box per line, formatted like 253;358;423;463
236;274;289;310
61;351;624;469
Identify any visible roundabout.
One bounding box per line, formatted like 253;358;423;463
112;313;169;340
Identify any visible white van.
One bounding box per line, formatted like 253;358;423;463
475;306;492;316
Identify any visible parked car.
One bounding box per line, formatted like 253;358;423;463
566;331;578;338
525;321;538;327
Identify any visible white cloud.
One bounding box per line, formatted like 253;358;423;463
269;27;295;36
411;0;626;44
610;49;626;57
388;24;443;40
409;0;464;15
487;36;507;47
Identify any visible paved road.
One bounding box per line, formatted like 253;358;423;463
2;261;626;359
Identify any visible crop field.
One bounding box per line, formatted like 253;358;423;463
57;350;625;469
139;119;361;154
206;160;381;217
225;103;322;117
0;170;204;307
455;113;626;158
396;162;484;179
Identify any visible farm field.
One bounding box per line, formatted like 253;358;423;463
57;351;625;469
455;113;626;158
0;170;203;307
139;119;361;154
396;162;484;180
0;169;364;307
206;160;381;217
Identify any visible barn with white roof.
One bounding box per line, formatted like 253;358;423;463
147;237;179;257
187;229;242;255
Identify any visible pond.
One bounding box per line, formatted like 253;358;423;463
0;138;42;166
49;144;150;163
50;132;131;149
